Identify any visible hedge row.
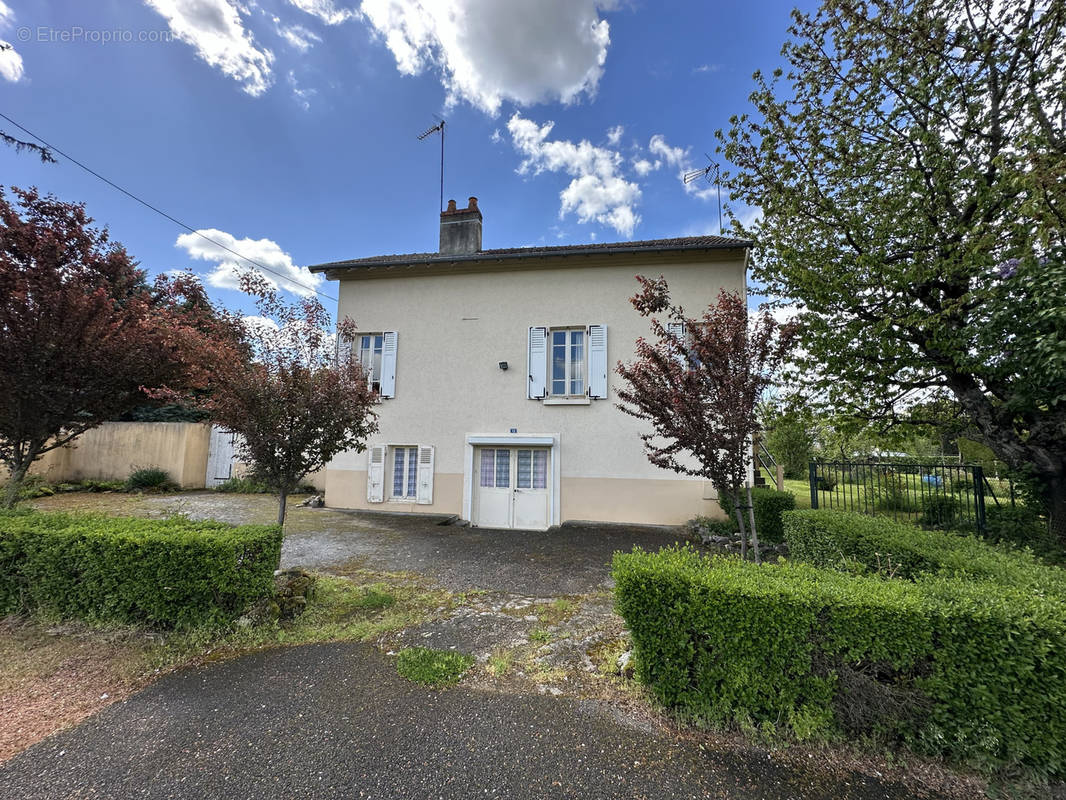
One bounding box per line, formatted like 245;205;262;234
714;487;796;543
783;508;1065;591
612;546;1066;775
0;510;282;628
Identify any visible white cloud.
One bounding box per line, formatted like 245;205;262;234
628;134;693;182
174;229;325;297
490;128;502;144
605;124;623;146
693;63;721;74
145;0;274;96
275;19;322;52
643;134;723;202
507;112;641;237
358;0;615;114
632;157;657;176
648;134;688;168
0;2;24;82
288;0;358;25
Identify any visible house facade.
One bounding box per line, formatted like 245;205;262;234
309;197;750;529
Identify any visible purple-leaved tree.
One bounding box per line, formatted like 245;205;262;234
616;276;796;560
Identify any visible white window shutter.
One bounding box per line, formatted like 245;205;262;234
527;326;547;399
415;445;435;505
587;324;608;399
380;331;398;398
667;322;687;369
367;445;386;503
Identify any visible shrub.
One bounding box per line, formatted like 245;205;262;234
783;509;1065;590
0;510;282;627
612;546;1066;775
750;488;796;543
125;466;175;492
213;476;271;494
715;488;795;544
815;475;837;491
213;475;317;494
395;647;474;686
983;504;1053;549
919;494;962;530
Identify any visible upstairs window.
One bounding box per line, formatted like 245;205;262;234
527;324;607;401
358;334;384;392
550;328;585;398
352;331;398;398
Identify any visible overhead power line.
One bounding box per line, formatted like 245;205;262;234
0;111;335;302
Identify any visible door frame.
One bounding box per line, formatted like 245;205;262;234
463;434;560;528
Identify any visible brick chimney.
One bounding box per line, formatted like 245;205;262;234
439;196;482;255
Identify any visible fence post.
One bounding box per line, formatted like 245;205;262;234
809;462;819;510
776;464;785;492
973;465;986;532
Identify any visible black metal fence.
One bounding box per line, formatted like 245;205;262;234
808;461;1008;533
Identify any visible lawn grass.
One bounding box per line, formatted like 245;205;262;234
395;647;474;686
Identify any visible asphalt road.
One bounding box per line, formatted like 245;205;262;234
0;643;917;800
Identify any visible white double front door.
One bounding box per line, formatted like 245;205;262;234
473;446;551;530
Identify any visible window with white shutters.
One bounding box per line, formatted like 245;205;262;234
373;443;435;504
527;324;607;401
354;331;398;397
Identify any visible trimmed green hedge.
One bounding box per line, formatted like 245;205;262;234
613;546;1066;775
715;487;796;543
750;488;795;543
783;509;1065;590
0;510;282;628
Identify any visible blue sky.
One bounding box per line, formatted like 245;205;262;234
0;0;809;317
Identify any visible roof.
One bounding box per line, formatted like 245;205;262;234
308;235;752;274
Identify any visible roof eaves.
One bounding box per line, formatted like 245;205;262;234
308;236;753;273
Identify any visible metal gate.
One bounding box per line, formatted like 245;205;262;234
808;461;1000;533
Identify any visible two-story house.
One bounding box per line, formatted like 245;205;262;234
309;197;750;529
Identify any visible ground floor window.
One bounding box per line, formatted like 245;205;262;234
391;446;418;499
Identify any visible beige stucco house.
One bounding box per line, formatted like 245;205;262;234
309;197;750;529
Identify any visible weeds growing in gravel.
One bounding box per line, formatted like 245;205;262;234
395;647;474;686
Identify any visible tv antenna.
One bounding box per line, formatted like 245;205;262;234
417;116;445;212
683;154;723;235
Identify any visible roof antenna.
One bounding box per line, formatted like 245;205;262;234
417;115;445;213
683;154;722;235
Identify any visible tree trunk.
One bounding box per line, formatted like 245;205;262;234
746;484;760;564
2;460;30;509
277;489;288;527
1045;475;1066;549
733;488;749;561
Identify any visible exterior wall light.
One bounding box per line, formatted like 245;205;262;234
498;361;509;371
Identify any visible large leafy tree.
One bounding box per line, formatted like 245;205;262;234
721;0;1066;536
178;272;379;526
0;187;235;507
616;278;796;559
